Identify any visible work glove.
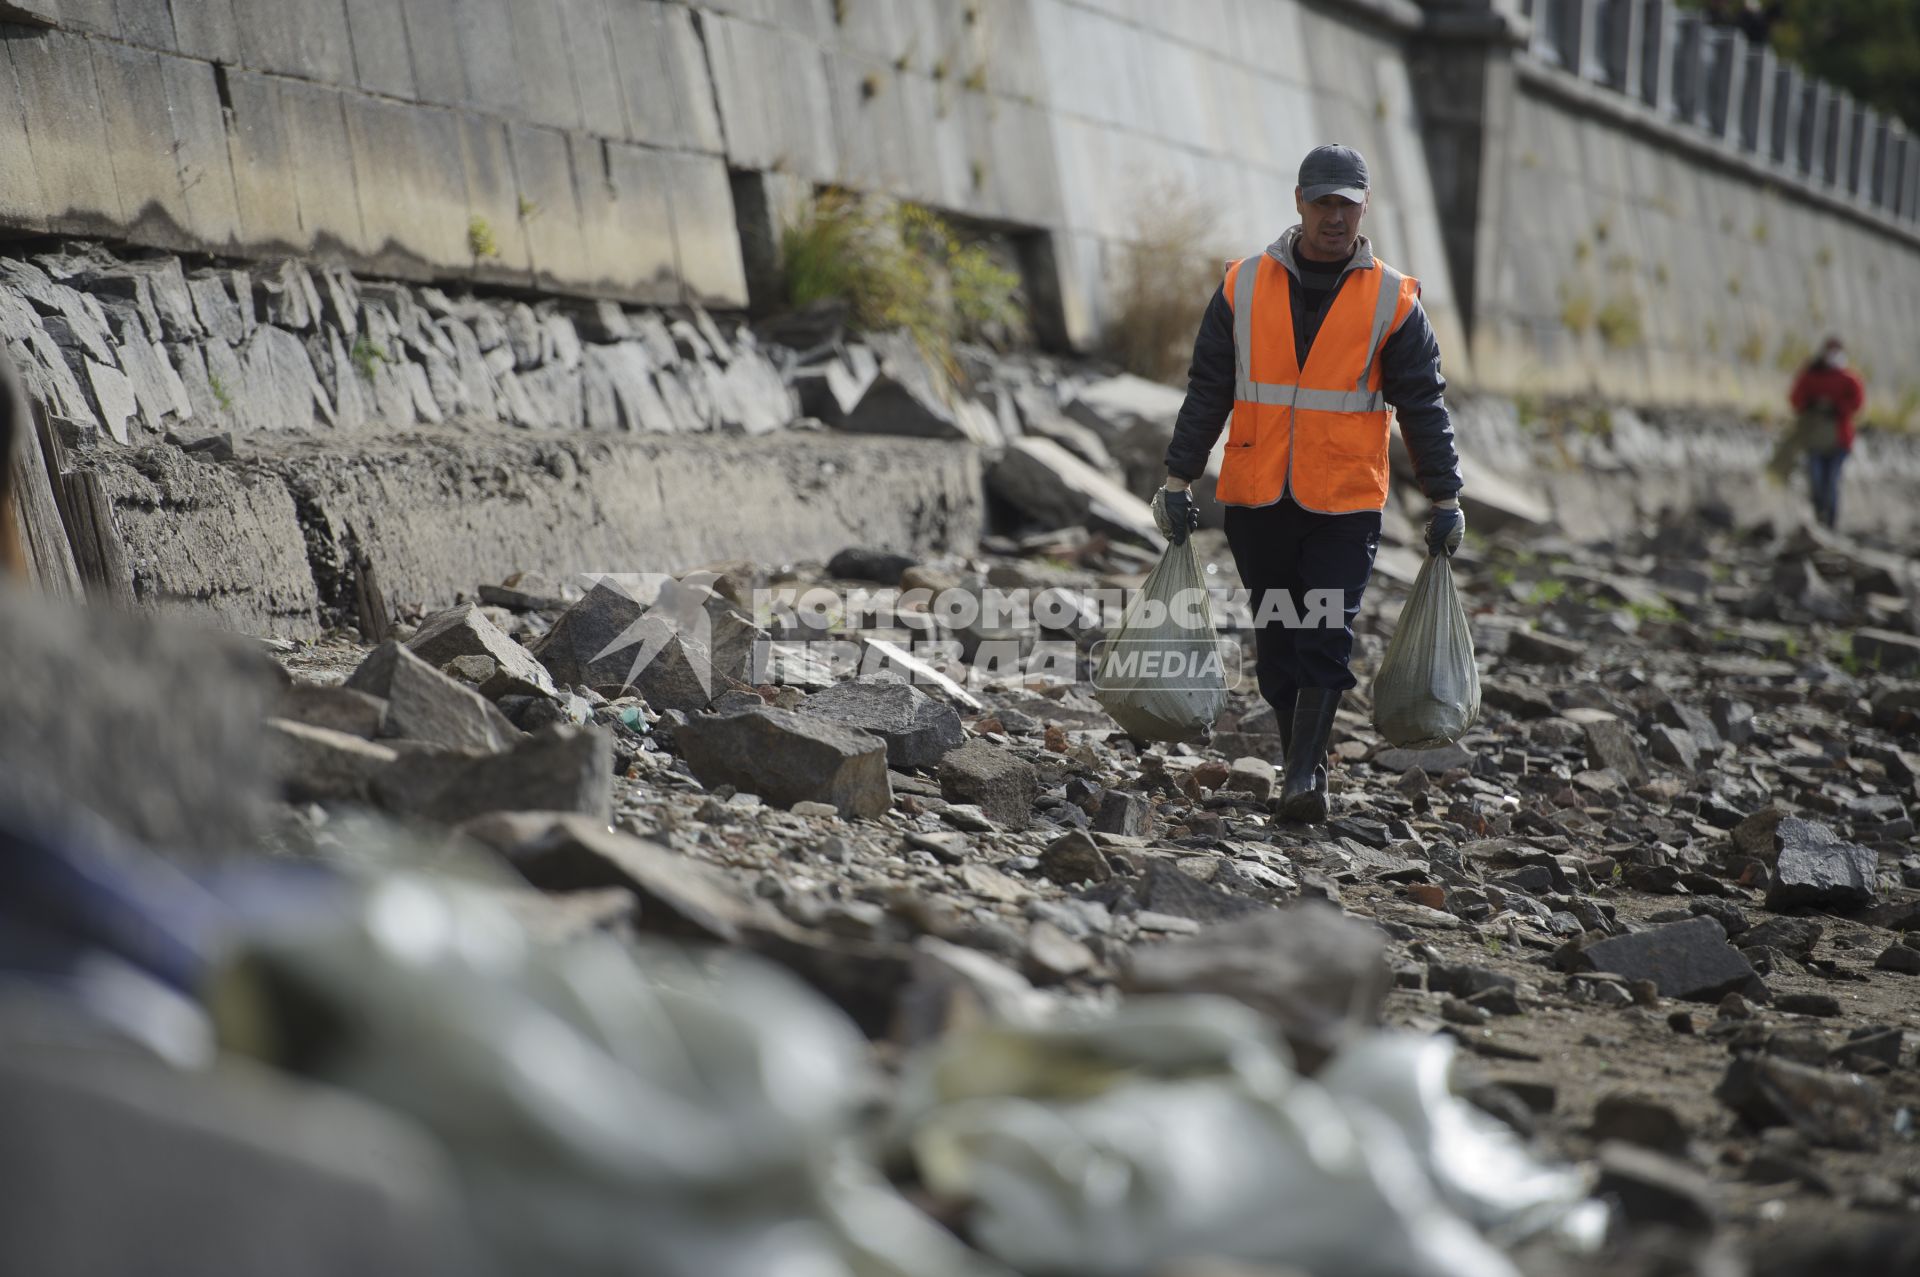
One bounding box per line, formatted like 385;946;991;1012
1152;485;1201;546
1425;500;1464;557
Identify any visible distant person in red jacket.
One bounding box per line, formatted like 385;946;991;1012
1789;336;1865;530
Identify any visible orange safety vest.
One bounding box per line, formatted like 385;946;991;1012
1214;250;1421;513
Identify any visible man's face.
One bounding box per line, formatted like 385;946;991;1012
1294;190;1367;261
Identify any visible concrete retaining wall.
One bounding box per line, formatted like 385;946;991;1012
0;1;747;306
0;1;1467;366
91;431;983;640
0;0;1910;413
1423;0;1920;419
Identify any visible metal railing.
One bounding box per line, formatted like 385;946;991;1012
1516;0;1918;226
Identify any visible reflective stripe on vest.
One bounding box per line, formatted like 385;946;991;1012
1216;249;1418;514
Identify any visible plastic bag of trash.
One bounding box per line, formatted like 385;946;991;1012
1370;552;1480;749
1094;518;1227;742
892;998;1601;1277
1766;400;1841;483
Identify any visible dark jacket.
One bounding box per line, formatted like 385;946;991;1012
1163;228;1464;503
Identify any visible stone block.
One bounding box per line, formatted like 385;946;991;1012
220;70;305;251
676;705;892;818
462;811;753;943
342;94;470;276
277;79;370;255
237;0;356;84
373;724;612;825
799;680;964;770
345;641;519;753
339;0;416;97
1576;916;1765;1003
663;149;750;307
266;717;400;803
408;602;556;699
939;738;1039;830
7;29;122;234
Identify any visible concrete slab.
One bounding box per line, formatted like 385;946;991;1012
506;0;580;130
451;0;520;116
559;0;626;138
453;112;534;281
167;0;240;61
237;0;357;85
343;94;470;277
343;0;417;97
0;0;60;26
115;0;176;48
277;79;371;256
241;429;983;626
700;11;834;175
579;139;680;305
159;54;244;251
51;0;116;36
507;123;591;295
0;38;51;232
7;29;123;235
398;0;468;105
662;149;749;308
608;1;704;149
221;71;305;252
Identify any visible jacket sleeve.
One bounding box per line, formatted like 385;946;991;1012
1845;368;1866;415
1163;283;1236;482
1789;368;1812;411
1379;299;1463;502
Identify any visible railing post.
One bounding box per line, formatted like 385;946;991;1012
1672;13;1709;127
1571;0;1607;81
1639;0;1676;112
1531;0;1568;66
1769;63;1799;165
1707;28;1746;141
1601;0;1642;95
1801;81;1829;181
1739;46;1774;154
1833;96;1859;195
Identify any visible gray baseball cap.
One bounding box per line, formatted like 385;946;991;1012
1299;143;1369;203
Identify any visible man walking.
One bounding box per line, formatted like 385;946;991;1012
1787;336;1865;530
1156;144;1464;824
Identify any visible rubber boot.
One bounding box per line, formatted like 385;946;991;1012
1277;688;1342;823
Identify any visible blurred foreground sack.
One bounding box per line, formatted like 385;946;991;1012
1370;554;1480;749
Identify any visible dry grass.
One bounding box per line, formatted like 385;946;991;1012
1105;180;1220;383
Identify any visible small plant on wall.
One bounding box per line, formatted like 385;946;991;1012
780;189;1027;371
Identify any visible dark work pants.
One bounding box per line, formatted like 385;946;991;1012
1223;497;1382;713
1806;449;1846;529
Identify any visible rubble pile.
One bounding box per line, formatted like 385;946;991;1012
15;486;1880;1273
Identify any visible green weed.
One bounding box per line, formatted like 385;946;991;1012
208;373;233;412
467;215;499;260
351;337;389;382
